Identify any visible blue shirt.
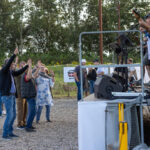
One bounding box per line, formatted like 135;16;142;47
145;32;150;38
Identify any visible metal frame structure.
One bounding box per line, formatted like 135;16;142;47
105;95;142;150
79;30;145;144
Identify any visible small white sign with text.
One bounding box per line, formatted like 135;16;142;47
64;67;75;83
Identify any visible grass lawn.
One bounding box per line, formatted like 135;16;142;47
48;65;77;99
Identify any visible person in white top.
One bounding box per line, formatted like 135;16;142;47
127;58;137;82
93;59;104;77
36;66;54;123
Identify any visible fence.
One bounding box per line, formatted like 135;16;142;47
50;64;150;98
49;65;77;98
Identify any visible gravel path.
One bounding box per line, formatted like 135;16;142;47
0;99;78;150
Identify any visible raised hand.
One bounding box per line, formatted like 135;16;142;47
15;56;19;64
138;18;144;25
37;62;42;68
132;9;140;20
37;60;42;68
49;70;54;77
27;59;32;68
14;47;19;55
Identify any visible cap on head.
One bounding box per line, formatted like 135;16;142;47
128;58;133;63
81;59;86;63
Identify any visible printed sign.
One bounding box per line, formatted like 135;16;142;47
64;67;75;83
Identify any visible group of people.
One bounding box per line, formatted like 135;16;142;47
0;48;55;139
74;58;138;101
74;59;105;101
0;10;149;141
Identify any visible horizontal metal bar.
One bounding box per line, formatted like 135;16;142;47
112;92;146;97
81;64;141;68
103;95;142;105
80;30;140;37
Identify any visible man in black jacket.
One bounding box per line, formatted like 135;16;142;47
0;48;28;139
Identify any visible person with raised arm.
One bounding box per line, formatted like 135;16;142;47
21;59;40;132
0;48;28;139
36;66;55;123
15;60;28;129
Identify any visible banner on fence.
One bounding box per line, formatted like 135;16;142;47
64;67;75;83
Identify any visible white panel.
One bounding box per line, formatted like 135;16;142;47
78;101;107;150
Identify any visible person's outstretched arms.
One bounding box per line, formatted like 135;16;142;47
13;65;28;76
26;59;33;81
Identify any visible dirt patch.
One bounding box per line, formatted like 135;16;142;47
0;99;78;150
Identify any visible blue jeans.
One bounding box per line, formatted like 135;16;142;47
89;80;95;94
0;92;2;116
36;105;51;122
75;81;81;101
2;95;16;137
26;98;36;128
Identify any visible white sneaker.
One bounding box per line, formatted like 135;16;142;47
16;126;25;130
51;102;54;106
2;110;6;115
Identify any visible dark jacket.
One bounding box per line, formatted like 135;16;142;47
21;73;37;99
87;69;97;81
0;54;28;96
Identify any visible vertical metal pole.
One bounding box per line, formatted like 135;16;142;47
139;31;144;143
99;0;103;64
79;33;83;101
105;108;108;150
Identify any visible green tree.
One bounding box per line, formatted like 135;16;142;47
0;0;149;64
0;0;24;63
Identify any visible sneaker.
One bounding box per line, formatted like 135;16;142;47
2;136;12;140
36;121;39;124
47;120;52;123
2;110;6;115
16;126;25;130
30;126;36;130
9;134;19;138
25;128;36;132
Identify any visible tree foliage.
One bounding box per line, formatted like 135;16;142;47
0;0;149;64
